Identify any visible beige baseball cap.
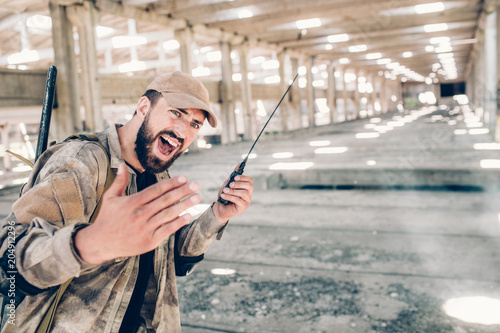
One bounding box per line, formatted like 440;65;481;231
146;71;217;127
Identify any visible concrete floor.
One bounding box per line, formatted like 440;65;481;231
1;105;500;332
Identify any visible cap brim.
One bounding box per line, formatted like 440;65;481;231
161;92;217;128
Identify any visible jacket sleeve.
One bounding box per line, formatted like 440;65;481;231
0;141;107;289
175;205;227;256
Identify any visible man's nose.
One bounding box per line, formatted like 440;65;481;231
173;117;188;137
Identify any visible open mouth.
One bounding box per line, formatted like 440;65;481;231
156;134;180;160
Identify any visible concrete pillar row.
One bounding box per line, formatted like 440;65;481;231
305;55;316;128
277;51;289;133
49;1;82;139
175;28;194;73
341;67;348;121
67;1;103;132
175;27;201;151
290;58;302;130
496;5;500;142
236;43;257;141
220;41;237;144
353;68;360;119
327;62;337;124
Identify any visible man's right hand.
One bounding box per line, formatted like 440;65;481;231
74;163;201;265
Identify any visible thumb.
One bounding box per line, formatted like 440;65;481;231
106;163;129;198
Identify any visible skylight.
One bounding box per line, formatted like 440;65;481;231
430;36;451;44
415;2;445;14
366;52;382;60
327;34;349;43
296;18;322;29
424;23;448;33
111;36;147;48
348;44;367;52
238;9;253;19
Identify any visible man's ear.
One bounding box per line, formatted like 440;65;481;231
135;96;151;121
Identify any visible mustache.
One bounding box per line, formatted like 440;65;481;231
155;130;185;146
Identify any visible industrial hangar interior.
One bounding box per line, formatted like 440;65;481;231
0;1;500;333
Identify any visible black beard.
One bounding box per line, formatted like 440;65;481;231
134;117;185;174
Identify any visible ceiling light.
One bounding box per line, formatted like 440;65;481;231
435;45;453;53
112;35;147;48
232;73;242;81
264;75;280;84
327;33;349;43
118;60;146;73
96;26;116;38
206;51;222;62
192;66;211;77
366;52;382;60
162;39;180;51
250;56;266;64
296;18;321;29
261;59;280;70
386;62;400;69
325;44;333;50
27;15;52;30
238;9;253;19
339;58;350;64
424;23;448;33
425;45;435;52
415;2;445;14
312;80;325;87
430;36;451;44
376;58;391;65
348;44;367;52
7;50;40;65
415;2;444;14
402;51;413;58
438;52;454;59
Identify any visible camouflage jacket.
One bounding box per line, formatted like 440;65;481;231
0;125;226;333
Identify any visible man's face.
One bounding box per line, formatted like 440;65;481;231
135;97;205;174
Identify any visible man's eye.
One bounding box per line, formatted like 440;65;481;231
170;109;180;117
191;123;200;129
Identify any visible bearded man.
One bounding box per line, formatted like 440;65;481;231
1;71;253;333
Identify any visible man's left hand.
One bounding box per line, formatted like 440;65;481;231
213;173;253;223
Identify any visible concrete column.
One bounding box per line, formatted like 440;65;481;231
68;2;103;132
237;43;257;140
367;74;375;116
0;123;11;171
278;51;289;132
483;9;497;133
290;58;302;130
327;62;337;124
475;37;485;119
305;55;315;128
381;77;389;114
175;27;199;151
497;6;500;141
353;69;361;119
341;68;348;120
49;2;81;139
175;28;194;73
220;41;237;144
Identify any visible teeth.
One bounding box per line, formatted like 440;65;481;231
161;135;178;148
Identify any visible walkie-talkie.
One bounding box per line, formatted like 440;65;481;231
218;73;299;205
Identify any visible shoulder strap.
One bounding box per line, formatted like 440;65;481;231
36;133;115;333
